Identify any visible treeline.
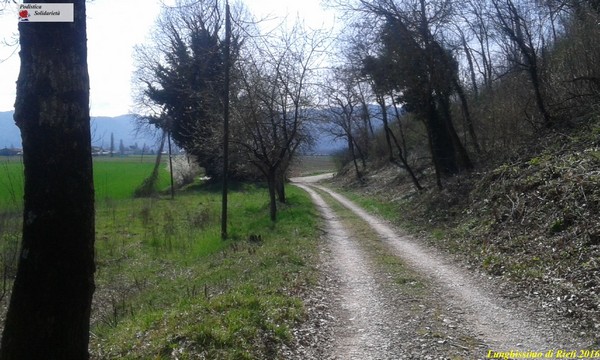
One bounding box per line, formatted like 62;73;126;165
322;0;600;189
133;0;324;221
132;0;600;215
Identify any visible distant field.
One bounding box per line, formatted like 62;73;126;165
94;156;170;200
290;155;337;177
0;157;24;210
1;154;336;209
0;155;170;210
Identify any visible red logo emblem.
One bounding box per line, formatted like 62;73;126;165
19;10;29;19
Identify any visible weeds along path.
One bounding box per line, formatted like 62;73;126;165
292;178;591;358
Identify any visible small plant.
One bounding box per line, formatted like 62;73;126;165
431;229;445;241
528;157;541;166
139;205;152;227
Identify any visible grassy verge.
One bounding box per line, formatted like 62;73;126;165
0;157;24;210
90;184;320;359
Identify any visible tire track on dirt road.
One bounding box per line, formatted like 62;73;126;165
295;182;406;359
292;176;592;358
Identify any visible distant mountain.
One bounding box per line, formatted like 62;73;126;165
0;112;160;149
0;110;346;155
0;112;21;149
90;115;161;150
308;124;346;155
304;104;393;155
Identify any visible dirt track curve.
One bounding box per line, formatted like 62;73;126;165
291;174;591;359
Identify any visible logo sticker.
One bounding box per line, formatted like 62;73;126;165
18;3;74;22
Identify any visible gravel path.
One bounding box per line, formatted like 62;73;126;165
296;182;406;359
289;176;592;359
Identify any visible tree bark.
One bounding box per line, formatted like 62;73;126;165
452;78;481;154
0;1;95;359
267;171;277;222
438;94;473;172
427;95;458;176
348;135;362;179
378;95;423;191
275;169;286;204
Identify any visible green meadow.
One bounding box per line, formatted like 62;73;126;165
0;156;171;210
0;154;324;358
94;156;171;200
0;156;24;209
91;184;319;359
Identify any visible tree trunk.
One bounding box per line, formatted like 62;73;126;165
348;136;362;179
390;95;408;157
424;110;444;190
458;27;479;96
378;95;423;191
267;171;277;222
529;63;553;128
438;94;473;172
452;78;481;154
427;95;458;176
275;170;286;204
1;1;95;359
376;95;395;161
134;133;165;198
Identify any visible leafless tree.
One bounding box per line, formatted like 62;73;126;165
491;0;554;128
320;67;368;180
233;23;324;221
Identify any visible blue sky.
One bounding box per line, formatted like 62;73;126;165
0;0;335;117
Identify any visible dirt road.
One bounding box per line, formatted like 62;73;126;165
290;175;592;359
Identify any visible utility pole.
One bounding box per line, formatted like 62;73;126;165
168;131;175;200
221;0;231;240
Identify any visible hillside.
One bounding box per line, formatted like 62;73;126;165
331;121;600;334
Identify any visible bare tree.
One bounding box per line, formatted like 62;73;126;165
233;24;322;221
0;0;96;358
491;0;553;127
320;67;368;180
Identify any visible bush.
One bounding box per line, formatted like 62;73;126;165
167;155;201;187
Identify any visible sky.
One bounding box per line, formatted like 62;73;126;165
0;0;336;117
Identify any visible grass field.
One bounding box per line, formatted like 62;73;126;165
289;155;337;177
0;155;323;358
0;155;171;210
94;156;171;200
91;183;319;359
0;156;24;210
